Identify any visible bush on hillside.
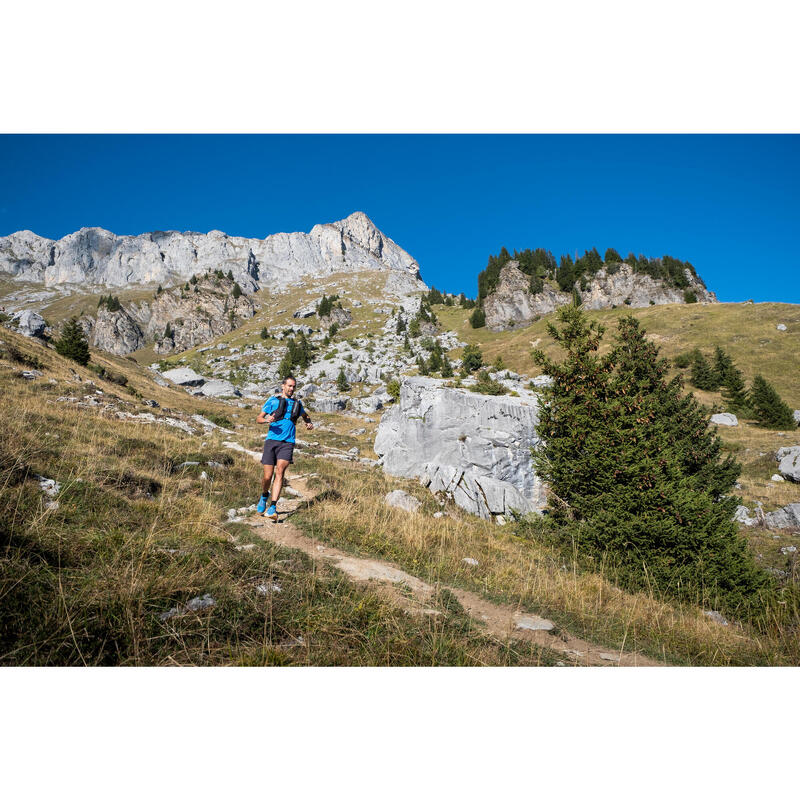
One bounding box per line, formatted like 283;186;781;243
461;343;483;373
469;308;486;328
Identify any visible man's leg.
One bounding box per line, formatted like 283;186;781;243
270;460;290;504
261;464;275;497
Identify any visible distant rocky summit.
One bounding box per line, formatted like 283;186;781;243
484;260;716;331
374;376;547;521
0;211;423;294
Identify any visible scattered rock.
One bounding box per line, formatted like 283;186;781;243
599;652;619;662
433;511;444;518
514;615;555;632
776;324;787;331
159;593;216;621
771;474;785;482
765;503;800;530
384;489;422;514
462;558;479;566
37;476;61;498
20;370;43;380
703;610;729;626
780;546;797;555
710;413;738;427
255;583;282;595
193;379;239;397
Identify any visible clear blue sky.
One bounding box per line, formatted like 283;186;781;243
1;134;797;303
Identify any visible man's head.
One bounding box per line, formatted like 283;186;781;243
282;376;296;397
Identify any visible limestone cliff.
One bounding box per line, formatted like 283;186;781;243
483;260;717;331
0;211;424;294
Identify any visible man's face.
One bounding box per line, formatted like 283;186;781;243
283;380;296;396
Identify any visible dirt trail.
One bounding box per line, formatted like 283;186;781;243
247;476;662;667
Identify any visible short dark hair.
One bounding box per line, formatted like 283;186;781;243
282;375;296;385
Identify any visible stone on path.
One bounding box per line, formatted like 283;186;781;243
462;557;479;567
514;615;555;632
710;413;738;427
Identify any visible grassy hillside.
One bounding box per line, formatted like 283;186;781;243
2;322;799;665
438;301;800;407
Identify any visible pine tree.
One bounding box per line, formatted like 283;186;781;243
604;248;622;264
336;367;350;392
408;318;421;338
749;375;796;429
712;346;734;387
396;315;406;334
428;348;443;373
232;282;242;299
427;287;443;304
416;355;430;376
441;356;454;378
690;349;717;391
278;353;293;380
164;323;173;340
721;364;751;416
403;334;411;353
260;327;269;340
54;317;90;366
227;270;234;281
532;308;770;615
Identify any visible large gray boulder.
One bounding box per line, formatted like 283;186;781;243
194;379;239;397
374;377;546;521
776;446;800;483
764;503;800;530
710;413;738;427
162;367;206;387
793;410;800;426
308;394;348;413
10;309;47;337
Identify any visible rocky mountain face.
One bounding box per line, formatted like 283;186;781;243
484;261;717;331
374;376;547;520
76;274;257;355
0;211;423;294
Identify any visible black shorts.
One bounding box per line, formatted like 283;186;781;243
261;439;295;465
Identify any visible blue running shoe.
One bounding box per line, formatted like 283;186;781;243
257;495;268;514
267;503;278;522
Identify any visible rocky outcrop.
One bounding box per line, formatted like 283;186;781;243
0;211;424;294
9;309;46;338
374;377;546;521
776;447;800;482
484;260;717;331
319;305;352;330
90;307;145;354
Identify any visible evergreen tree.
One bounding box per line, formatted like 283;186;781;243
427;286;444;304
461;343;483;373
428;348;443;373
260;327;269;340
721;364;751;416
604;248;622;264
336;367;350;392
156;285;163;296
469;307;486;328
232;282;242;299
532;308;770;615
328;323;339;338
54;317;90;366
416;355;430;376
403;334;411;353
164;323;173;340
396;315;406;334
710;346;734;387
690;349;718;391
190;274;198;285
278;353;293;379
749;375;796;429
408;318;421;338
556;254;575;292
441;356;454;378
492;355;505;371
227;270;234;281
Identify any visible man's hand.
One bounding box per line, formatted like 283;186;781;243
266;414;276;424
305;421;314;430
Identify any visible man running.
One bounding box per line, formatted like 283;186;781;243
256;375;313;521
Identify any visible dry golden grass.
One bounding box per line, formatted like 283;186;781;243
292;456;800;666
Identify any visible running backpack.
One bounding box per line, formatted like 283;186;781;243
273;396;304;423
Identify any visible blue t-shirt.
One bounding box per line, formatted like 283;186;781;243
262;395;300;443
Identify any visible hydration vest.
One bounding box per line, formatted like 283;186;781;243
273;396;304;423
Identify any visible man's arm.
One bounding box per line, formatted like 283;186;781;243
301;409;313;430
257;399;276;425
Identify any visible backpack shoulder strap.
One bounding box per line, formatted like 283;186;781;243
290;399;304;423
274;396;287;420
